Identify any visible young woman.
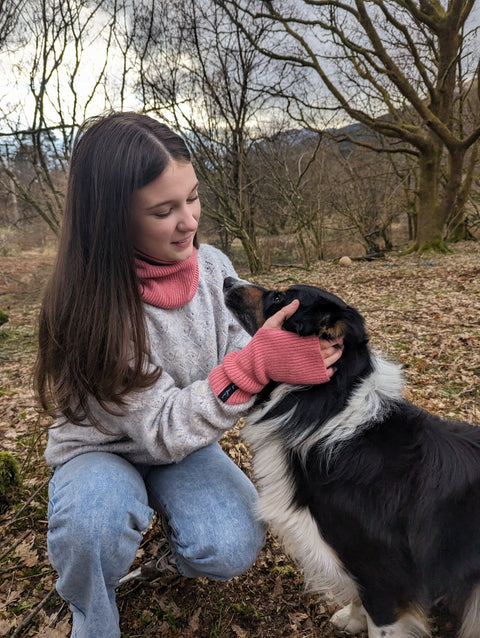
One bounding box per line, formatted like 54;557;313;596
34;111;342;638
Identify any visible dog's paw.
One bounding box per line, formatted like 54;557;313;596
331;601;368;634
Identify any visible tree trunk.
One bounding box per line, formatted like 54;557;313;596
8;174;19;224
414;147;450;253
445;142;479;241
407;204;417;242
238;228;263;273
296;226;311;269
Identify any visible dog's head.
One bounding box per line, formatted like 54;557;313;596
224;276;367;341
223;276;371;383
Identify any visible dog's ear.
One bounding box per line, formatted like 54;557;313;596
283;301;340;337
283;310;318;337
283;317;306;336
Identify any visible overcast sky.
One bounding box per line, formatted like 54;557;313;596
0;1;478;136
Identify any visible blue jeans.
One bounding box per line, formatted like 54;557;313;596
47;443;265;638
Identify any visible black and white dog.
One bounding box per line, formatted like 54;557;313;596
223;276;480;638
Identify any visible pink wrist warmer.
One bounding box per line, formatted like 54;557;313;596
209;327;330;405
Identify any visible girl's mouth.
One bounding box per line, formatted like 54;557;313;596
172;236;192;246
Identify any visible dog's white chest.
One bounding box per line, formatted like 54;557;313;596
244;417;358;604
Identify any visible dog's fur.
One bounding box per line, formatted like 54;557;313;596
223;276;480;638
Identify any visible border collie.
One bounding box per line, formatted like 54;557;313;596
223;276;480;638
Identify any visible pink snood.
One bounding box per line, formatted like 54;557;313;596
135;248;199;309
209;327;330;405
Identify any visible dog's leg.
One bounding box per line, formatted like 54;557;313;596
366;612;429;638
331;598;368;633
460;583;480;638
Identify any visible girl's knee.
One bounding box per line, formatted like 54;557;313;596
215;522;266;579
48;453;153;572
175;516;266;580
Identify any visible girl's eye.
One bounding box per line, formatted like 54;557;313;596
153;194;198;217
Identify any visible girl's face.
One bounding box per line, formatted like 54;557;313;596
131;160;200;262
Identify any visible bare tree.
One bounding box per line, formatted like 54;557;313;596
0;0;27;226
0;0;24;49
136;0;300;272
325;147;404;254
217;0;480;253
250;131;329;267
0;0;144;233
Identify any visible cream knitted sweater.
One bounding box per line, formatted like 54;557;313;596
44;244;252;467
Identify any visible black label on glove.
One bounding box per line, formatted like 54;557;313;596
218;382;238;402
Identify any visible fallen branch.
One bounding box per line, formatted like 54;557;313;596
9;587;59;638
0;530;31;562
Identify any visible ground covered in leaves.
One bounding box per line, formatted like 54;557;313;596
1;241;479;637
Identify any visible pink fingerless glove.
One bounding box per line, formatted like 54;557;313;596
209;327;330;405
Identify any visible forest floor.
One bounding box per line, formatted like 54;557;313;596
1;239;479;637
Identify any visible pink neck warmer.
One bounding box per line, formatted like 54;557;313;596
135;248;199;309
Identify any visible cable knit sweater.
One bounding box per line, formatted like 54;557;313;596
44;244;252;468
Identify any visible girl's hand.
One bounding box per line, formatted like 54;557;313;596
263;299;300;329
319;339;343;378
263;299;344;378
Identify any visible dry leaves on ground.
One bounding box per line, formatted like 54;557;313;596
1;241;479;637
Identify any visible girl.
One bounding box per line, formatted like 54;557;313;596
34;111;342;638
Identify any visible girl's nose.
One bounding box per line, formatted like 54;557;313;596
177;206;199;231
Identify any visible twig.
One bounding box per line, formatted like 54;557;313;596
0;568;10;576
0;530;31;562
9;587;59;638
457;385;478;397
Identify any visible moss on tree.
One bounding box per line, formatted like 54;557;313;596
403;237;453;256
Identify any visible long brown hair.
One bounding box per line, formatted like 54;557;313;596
34;112;193;429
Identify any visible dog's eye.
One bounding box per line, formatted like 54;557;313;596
272;293;282;304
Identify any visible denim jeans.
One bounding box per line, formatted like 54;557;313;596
47;443;266;638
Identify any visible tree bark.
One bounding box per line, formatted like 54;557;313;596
414;145;450;253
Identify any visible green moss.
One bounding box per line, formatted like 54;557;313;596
0;452;21;509
270;564;296;577
418;237;452;254
0;309;8;327
403;238;452;255
231;602;267;622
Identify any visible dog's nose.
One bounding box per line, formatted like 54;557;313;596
223;277;236;291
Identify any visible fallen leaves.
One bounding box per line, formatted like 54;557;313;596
13;537;38;569
0;620;13;637
1;241;479;636
36;619;71;638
